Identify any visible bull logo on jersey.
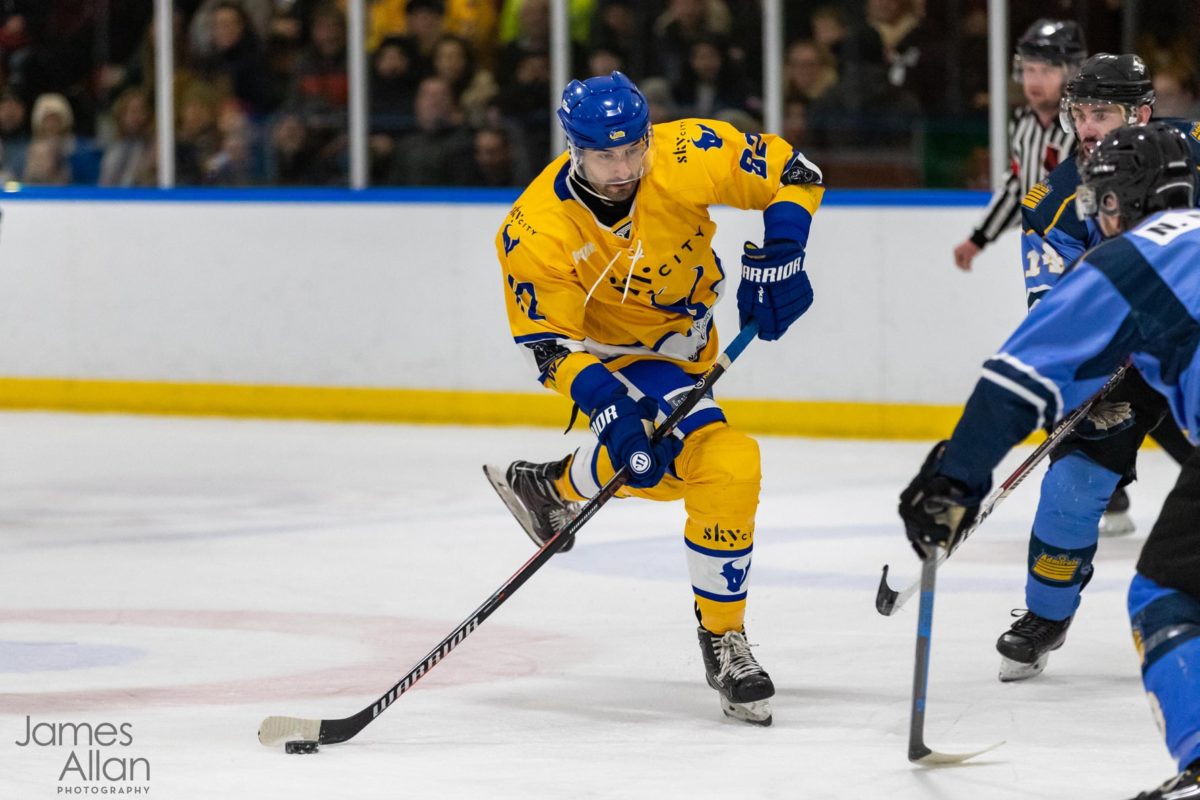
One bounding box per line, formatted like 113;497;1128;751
721;557;750;593
651;264;714;328
502;224;521;256
692;124;723;151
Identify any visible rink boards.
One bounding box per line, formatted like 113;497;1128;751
0;189;1026;438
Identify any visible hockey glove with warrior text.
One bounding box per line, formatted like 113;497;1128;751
590;394;683;489
738;239;813;341
899;441;986;559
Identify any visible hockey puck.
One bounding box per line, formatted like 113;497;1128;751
285;740;319;754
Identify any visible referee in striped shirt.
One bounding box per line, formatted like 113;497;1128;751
953;19;1086;271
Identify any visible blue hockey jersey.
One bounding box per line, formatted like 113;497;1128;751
1019;118;1200;308
939;208;1200;490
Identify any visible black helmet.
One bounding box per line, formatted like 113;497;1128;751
1060;53;1155;133
1076;122;1197;230
1016;19;1087;65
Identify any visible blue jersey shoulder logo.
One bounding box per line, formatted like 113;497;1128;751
502;224;521;256
692;124;723;151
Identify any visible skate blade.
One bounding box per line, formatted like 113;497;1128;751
1099;511;1135;537
998;654;1048;682
482;465;542;547
719;697;772;726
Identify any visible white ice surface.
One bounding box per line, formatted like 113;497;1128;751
0;412;1178;799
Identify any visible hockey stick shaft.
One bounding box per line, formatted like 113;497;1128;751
906;544;1005;765
259;322;761;747
875;364;1129;616
908;552;938;761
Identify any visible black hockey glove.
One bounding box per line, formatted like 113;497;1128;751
737;239;813;341
899;441;985;560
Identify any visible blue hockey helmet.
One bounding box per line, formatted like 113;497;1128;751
557;71;650;150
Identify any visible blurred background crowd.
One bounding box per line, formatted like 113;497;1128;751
0;0;1196;189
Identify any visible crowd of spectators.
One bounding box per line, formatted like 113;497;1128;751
0;0;1195;188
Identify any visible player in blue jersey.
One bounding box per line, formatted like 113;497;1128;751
900;122;1200;799
992;55;1200;682
1023;54;1200;306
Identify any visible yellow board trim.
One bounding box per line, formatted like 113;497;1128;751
0;376;971;439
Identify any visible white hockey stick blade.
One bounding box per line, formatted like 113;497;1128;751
258;716;321;747
911;740;1005;766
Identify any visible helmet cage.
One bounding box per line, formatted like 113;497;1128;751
567;129;655;188
1059;96;1148;136
1012;54;1083;85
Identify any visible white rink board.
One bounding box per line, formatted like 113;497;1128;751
0;198;1027;404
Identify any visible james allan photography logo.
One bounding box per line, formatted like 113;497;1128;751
14;716;151;795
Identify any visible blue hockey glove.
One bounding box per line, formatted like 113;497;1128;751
899;441;987;560
737;239;813;341
590;395;684;489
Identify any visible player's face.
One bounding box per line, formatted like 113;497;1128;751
1069;103;1132;160
577;139;649;201
1020;61;1065;113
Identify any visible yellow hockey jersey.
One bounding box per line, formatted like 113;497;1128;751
495;118;823;405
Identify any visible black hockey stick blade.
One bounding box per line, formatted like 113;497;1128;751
877;554;946;616
907;553;1004;766
876;564;900;616
877;364;1129;617
257;322;762;748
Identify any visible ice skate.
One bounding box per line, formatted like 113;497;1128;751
996;609;1073;681
1128;764;1200;799
1099;485;1135;537
697;627;774;726
483;457;582;552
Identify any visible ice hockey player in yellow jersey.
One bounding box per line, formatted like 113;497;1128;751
483;71;823;726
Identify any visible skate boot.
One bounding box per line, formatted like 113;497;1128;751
697;626;774;726
1100;485;1135;537
1128;763;1200;799
483;457;582;552
996;609;1073;682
